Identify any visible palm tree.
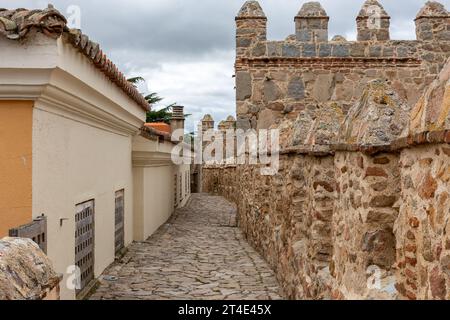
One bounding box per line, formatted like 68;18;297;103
127;77;164;105
127;76;179;123
144;92;164;105
146;103;177;123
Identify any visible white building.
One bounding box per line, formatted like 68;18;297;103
0;6;191;299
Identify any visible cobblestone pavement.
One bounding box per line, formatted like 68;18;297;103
90;194;284;300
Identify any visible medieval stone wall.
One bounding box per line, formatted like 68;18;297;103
235;1;450;139
202;1;450;300
395;144;450;300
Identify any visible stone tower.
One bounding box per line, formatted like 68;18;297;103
356;0;390;41
236;1;267;57
295;2;329;42
225;115;236;129
415;1;450;42
201;114;214;134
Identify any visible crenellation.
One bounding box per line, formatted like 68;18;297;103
240;40;425;60
415;1;450;42
203;0;450;300
295;2;329;43
356;0;390;42
234;1;450;130
201;114;215;133
236;1;267;57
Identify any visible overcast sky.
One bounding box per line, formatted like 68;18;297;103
1;0;449;131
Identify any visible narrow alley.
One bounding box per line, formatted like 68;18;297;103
90;194;283;300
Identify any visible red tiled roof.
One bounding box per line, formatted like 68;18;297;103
0;5;150;111
140;125;172;142
144;122;172;134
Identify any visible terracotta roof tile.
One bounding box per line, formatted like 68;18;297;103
140;125;172;141
144;122;172;134
0;5;150;112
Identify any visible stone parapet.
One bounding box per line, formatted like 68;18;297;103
239;40;422;60
204;43;450;299
0;238;61;300
235;1;450;133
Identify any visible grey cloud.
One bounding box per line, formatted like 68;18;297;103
1;0;449;132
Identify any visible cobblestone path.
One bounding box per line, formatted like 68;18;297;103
90;194;284;300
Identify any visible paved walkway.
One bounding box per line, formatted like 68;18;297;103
90;194;283;300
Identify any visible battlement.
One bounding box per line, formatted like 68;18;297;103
234;1;450;133
236;1;450;57
202;0;450;302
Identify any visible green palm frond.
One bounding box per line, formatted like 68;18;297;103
144;93;164;105
127;77;145;86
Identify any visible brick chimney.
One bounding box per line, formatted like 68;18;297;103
170;105;185;133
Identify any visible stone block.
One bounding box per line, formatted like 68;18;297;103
287;77;305;100
350;43;365;57
252;43;267;57
332;44;349;57
236;72;252;101
369;46;382;57
237;38;252;48
296;30;312;42
383;47;394;57
0;238;61;300
282;44;300;57
257;109;279;130
303;44;317;57
267;42;281;56
263;81;281;102
319;44;331;57
236;115;251;130
313;74;335;102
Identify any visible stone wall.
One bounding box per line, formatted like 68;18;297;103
202;1;450;299
235;1;450;133
332;151;400;299
395;144;450;300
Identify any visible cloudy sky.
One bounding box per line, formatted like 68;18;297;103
1;0;449;131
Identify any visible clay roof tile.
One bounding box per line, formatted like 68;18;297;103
0;6;149;111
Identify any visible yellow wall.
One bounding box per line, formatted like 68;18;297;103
0;101;33;237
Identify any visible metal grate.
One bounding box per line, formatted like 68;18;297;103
179;174;182;204
75;200;95;294
9;215;47;253
174;174;178;206
114;190;125;256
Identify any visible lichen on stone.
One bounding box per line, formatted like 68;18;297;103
357;0;390;18
409;57;450;134
416;1;449;19
0;238;60;300
237;1;266;19
338;79;412;146
291;102;344;148
296;2;328;18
